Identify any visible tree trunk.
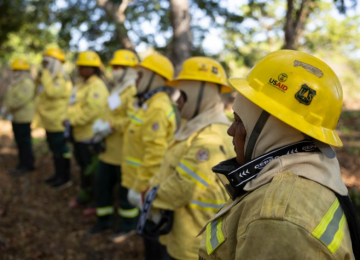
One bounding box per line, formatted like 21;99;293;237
97;0;135;51
283;0;313;50
169;0;192;75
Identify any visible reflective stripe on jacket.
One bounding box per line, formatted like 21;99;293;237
122;91;176;192
67;75;109;141
35;70;72;131
5;77;35;123
150;123;235;260
99;85;136;165
198;171;355;260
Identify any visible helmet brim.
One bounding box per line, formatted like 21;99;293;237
229;77;343;147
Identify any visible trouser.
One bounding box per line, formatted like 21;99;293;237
143;236;172;260
73;142;99;205
12;122;34;169
95;160;139;231
46;131;71;171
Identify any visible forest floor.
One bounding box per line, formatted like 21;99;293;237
1;111;360;260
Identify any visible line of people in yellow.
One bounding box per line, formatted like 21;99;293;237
1;47;358;260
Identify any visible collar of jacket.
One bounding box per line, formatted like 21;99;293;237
135;86;170;106
175;102;230;141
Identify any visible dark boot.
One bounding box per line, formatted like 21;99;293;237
86;216;112;235
45;155;58;184
52;156;72;189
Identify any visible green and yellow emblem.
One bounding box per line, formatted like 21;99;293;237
295;84;316;105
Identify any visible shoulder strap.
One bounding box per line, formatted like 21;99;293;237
335;193;360;259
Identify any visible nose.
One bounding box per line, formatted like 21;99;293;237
227;122;235;137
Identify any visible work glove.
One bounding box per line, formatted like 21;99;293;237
128;189;143;210
148;209;162;224
92;119;112;143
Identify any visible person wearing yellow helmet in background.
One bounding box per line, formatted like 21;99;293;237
120;53;177;255
65;51;109;214
2;59;35;175
142;57;236;260
35;48;72;188
86;50;139;234
198;50;360;259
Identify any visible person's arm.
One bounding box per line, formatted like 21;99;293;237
234;219;335;259
7;78;35;111
153;137;228;210
68;84;108;126
132;107;170;193
41;70;69;99
110;86;136;133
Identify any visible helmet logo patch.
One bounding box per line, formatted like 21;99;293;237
295;84;316;105
199;64;208;72
278;73;288;82
212;66;218;75
268;78;288;92
294;60;323;78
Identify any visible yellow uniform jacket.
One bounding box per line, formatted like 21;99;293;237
150;123;235;260
35;70;72;132
67;75;109;142
122;91;176;192
5;77;35;123
198;155;355;260
99;85;137;165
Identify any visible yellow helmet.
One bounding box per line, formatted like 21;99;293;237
229;50;343;147
109;49;139;67
174;57;232;93
141;53;174;80
43;47;65;63
11;58;30;70
76;51;102;67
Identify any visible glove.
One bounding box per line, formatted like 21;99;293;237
92;119;112;142
148;209;162;224
128;189;143;209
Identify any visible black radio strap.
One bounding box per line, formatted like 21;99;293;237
213;140;320;191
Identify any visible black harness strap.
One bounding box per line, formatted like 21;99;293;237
192;81;205;119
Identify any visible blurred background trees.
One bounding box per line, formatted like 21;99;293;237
0;0;359;106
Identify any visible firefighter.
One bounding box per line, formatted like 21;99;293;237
35;48;72;188
3;58;35;175
66;51;109;214
86;50;139;234
198;50;360;259
146;57;235;260
121;53;177;254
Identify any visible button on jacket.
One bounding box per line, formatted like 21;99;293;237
67;75;109;142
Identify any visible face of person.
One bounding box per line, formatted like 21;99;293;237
78;66;95;80
227;112;247;164
42;60;49;69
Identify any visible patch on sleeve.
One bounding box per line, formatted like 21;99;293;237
197;149;209;162
152;122;159;131
94;93;99;99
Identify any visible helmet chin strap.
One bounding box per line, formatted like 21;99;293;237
303;134;336;159
244;110;270;162
140;72;155;94
191;81;205;119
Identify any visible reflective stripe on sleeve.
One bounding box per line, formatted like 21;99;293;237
167;108;175;120
189;199;225;212
125;157;142;168
206;217;225;255
312;198;346;253
96;206;114;216
176;160;210;189
127;111;143;125
118;208;139;218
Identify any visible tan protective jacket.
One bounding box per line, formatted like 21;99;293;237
122;91;176;192
35;70;72;132
5;77;35;123
150;121;235;260
98;85;136;165
67;75;109;142
198;154;354;260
